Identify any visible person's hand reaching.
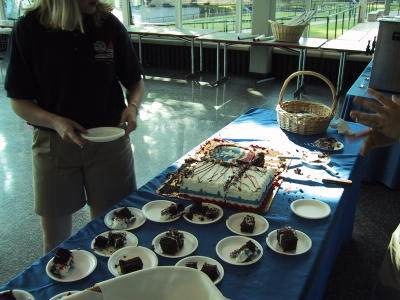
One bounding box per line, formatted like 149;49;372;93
53;116;87;147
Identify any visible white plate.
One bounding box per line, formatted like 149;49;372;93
49;291;80;300
175;256;224;285
266;229;312;255
152;231;198;258
290;199;331;219
107;246;158;277
0;290;35;300
301;151;331;166
90;230;139;257
215;236;263;266
142;200;182;223
81;127;125;142
46;249;97;282
313;137;344;152
225;212;269;236
183;203;223;225
104;207;146;230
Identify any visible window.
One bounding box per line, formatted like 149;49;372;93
129;0;178;26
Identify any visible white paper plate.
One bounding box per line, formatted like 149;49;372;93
313;137;344;152
301;152;331;166
225;212;269;236
49;290;80;300
266;229;312;255
0;290;35;300
90;230;139;257
142;200;182;223
108;246;158;277
81;127;125;142
104;207;146;230
175;256;224;285
290;199;331;219
152;231;198;258
46;249;97;282
215;236;263;266
183;203;223;225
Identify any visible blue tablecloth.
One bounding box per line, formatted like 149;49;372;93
341;61;400;189
1;108;367;300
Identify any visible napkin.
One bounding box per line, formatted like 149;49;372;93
65;267;228;300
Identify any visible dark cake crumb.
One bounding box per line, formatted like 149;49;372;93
161;203;184;219
185;261;198;269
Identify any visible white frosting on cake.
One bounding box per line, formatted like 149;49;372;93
180;160;276;206
112;218;129;229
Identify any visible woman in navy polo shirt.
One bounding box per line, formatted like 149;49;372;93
5;0;144;253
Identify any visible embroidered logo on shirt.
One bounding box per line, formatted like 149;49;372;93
93;41;114;62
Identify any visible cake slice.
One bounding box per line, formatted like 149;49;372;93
108;232;127;249
161;203;184;220
112;207;136;229
50;248;73;278
200;263;220;282
0;290;16;300
230;240;260;263
119;257;143;274
240;215;255;233
159;229;184;255
185;261;198;269
277;226;298;252
93;235;109;250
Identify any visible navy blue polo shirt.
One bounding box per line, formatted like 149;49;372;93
5;10;143;129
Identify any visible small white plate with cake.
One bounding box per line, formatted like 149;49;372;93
142;200;184;223
0;289;35;299
266;227;312;256
216;236;263;266
104;207;146;231
152;229;198;258
183;202;223;225
290;199;331;220
49;290;80;300
107;246;158;277
46;248;97;282
175;256;224;285
226;212;269;236
313;137;344;152
90;230;139;257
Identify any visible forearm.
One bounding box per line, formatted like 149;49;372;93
126;79;144;111
10;99;60;130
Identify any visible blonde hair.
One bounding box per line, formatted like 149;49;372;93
27;0;113;32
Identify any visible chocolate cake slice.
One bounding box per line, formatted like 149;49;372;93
50;248;73;277
0;290;16;300
161;203;184;220
186;203;220;221
119;257;143;274
230;240;260;263
277;226;298;252
201;263;220;282
108;232;127;249
93;235;109;250
240;215;255;233
159;229;184;255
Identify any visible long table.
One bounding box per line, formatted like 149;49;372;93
340;61;400;189
0;108;367;299
195;33;327;89
127;25;216;77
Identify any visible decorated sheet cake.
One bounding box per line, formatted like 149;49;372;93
158;138;287;212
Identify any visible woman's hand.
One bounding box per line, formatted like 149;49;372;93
350;89;400;140
119;105;138;135
52;116;87;147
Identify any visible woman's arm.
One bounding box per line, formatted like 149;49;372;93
11;99;86;147
119;79;144;134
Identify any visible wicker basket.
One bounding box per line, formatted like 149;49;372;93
269;20;307;43
276;71;338;135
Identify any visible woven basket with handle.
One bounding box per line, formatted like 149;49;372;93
276;71;338;135
269;20;307;43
